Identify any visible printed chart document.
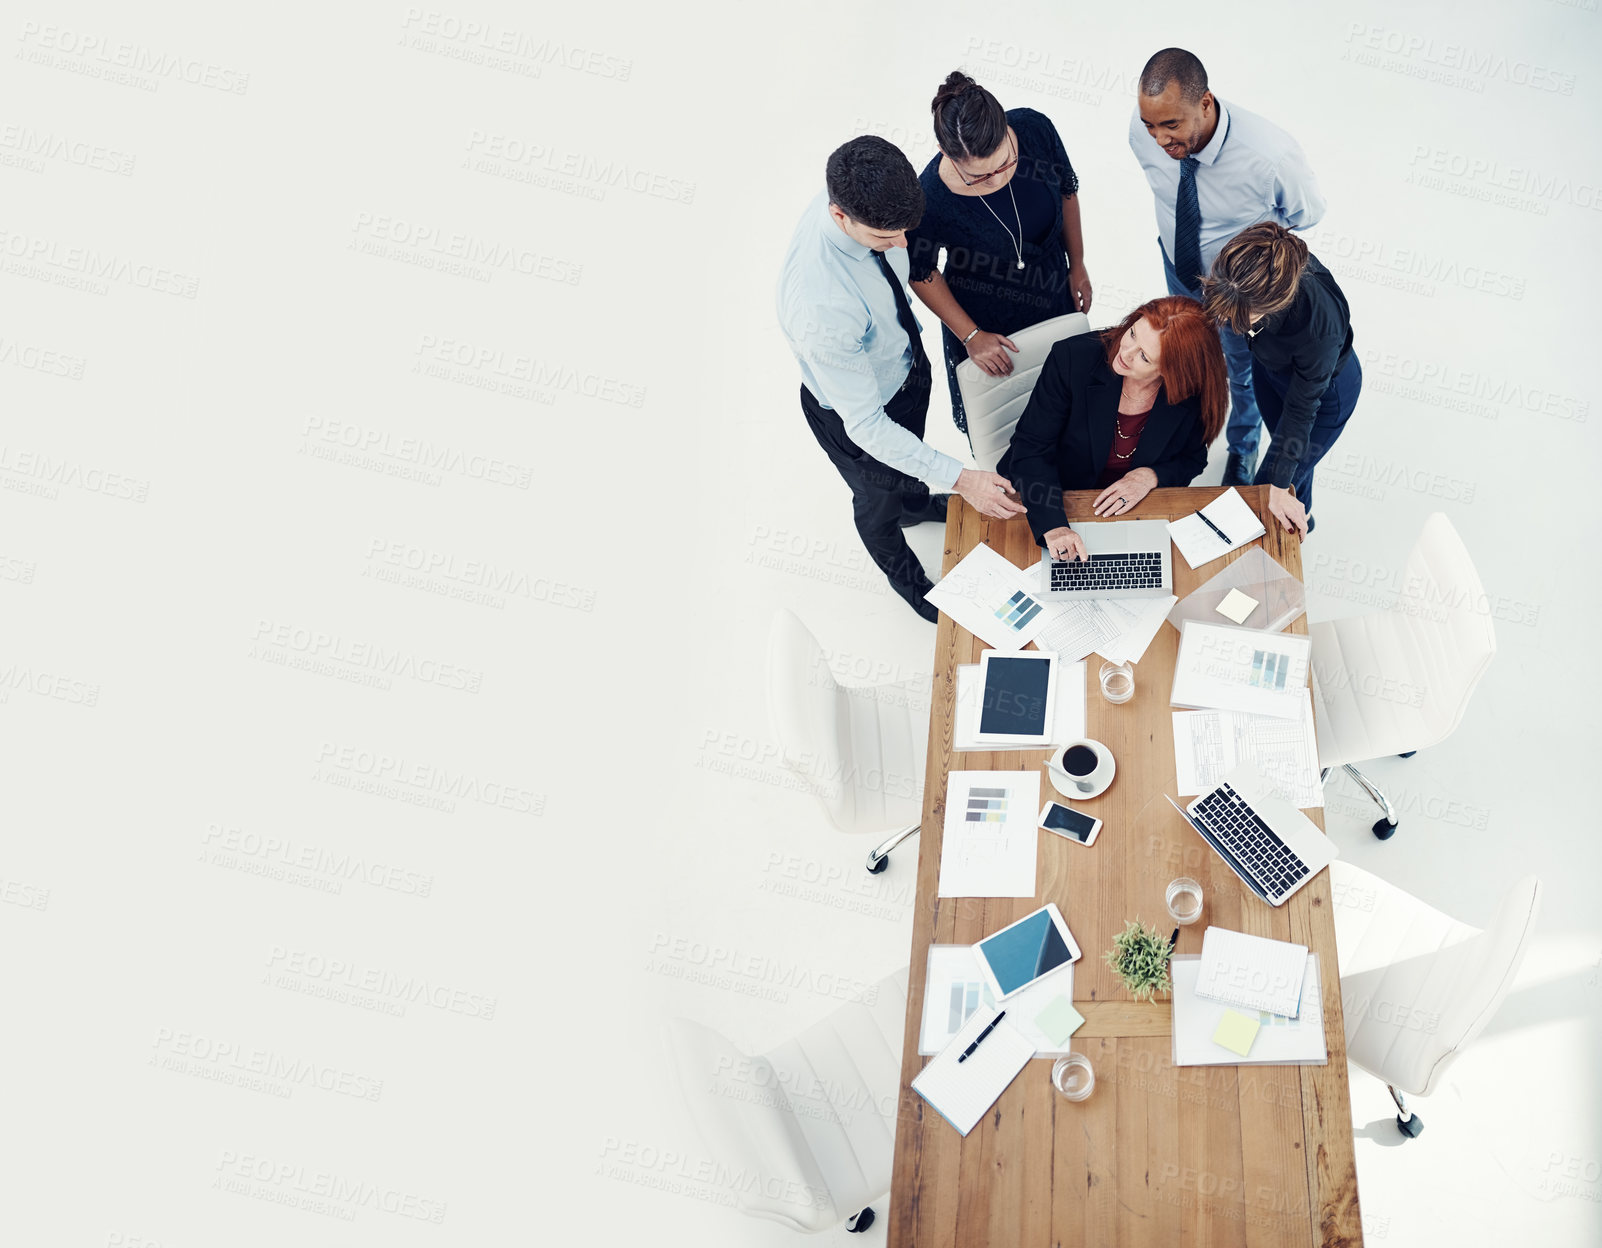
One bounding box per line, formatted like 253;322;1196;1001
919;945;994;1055
1168;488;1267;569
1195;927;1309;1017
1171;621;1310;720
1172;954;1327;1066
953;663;1085;751
917;946;1079;1056
937;771;1040;897
912;1006;1035;1135
926;544;1049;651
1172;692;1323;809
1031;593;1176;665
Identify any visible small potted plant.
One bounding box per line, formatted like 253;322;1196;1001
1104;919;1173;1003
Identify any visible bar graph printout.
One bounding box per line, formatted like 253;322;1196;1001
938;770;1040;897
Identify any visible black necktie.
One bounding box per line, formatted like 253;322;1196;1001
1174;156;1202;288
872;249;927;371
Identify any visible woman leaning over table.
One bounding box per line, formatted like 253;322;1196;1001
1200;221;1361;539
906;71;1092;442
997;296;1227;562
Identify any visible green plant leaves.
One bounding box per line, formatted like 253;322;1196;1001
1103;918;1173;1003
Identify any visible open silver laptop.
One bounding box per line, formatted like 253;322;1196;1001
1038;518;1172;600
1164;761;1338;907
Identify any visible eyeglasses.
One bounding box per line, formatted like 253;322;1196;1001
952;135;1018;187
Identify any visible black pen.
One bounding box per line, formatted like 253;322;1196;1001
957;1010;1006;1063
1168;927;1180;951
1198;511;1232;546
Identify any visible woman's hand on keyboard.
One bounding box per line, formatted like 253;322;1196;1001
1041;527;1087;561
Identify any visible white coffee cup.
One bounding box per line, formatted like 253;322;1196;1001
1047;739;1114;797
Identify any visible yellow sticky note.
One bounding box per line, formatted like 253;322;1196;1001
1212;1009;1261;1057
1216;588;1259;625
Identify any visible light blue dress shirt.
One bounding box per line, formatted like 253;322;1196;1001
1128;98;1326;276
776;190;963;490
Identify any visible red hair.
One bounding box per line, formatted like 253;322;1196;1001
1100;296;1227;444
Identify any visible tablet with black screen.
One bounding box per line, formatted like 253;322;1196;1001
973;650;1058;747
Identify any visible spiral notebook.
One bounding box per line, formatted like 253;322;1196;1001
911;1005;1034;1136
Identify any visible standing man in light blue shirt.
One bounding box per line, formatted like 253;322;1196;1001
1130;48;1326;487
777;136;1024;622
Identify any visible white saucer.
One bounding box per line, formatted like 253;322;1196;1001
1046;743;1115;800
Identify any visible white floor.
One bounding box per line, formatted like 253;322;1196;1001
3;2;1599;1245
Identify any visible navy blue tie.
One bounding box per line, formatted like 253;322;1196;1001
872;249;927;372
1174;156;1202;288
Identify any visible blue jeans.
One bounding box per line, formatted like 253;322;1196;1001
1162;244;1260;460
1250;354;1362;519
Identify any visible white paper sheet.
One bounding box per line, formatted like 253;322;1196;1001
1172;954;1327;1066
937;770;1040;897
1168;488;1268;570
1032;592;1175;666
925;543;1049;651
1171;692;1323;809
1031;597;1122;661
1170;621;1310;720
953;663;1086;751
911;1005;1036;1135
1096;594;1178;666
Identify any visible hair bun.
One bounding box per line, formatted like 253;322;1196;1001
931;69;977;112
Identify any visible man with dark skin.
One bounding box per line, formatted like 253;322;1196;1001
1129;48;1325;488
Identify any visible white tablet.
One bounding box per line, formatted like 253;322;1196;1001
973;902;1082;1001
973;649;1059;748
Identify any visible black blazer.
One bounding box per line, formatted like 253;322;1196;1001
1247;254;1354;490
997;333;1209;545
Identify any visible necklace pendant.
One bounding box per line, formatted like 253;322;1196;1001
1016;259;1025;270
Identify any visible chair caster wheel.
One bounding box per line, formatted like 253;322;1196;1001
1373;818;1398;841
1396;1113;1425;1139
866;856;889;875
846;1207;876;1233
1397;751;1417;759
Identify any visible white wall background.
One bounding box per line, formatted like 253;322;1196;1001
1;1;1599;1244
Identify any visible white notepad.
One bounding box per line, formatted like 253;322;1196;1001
911;1005;1035;1136
1168;488;1267;569
1194;927;1310;1017
1173;954;1327;1066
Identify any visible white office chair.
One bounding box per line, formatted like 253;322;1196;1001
1310;512;1497;839
955;311;1092;470
766;609;928;875
1329;860;1541;1140
664;967;909;1234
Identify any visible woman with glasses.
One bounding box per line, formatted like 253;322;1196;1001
907;71;1091;440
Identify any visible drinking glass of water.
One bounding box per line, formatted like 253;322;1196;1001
1166;877;1204;925
1051;1052;1094;1102
1099;660;1134;704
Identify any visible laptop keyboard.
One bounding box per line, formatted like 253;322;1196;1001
1048;551;1163;593
1193;784;1310;898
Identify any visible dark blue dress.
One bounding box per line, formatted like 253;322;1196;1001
907;108;1080;438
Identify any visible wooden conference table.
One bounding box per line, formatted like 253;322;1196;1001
888;486;1362;1248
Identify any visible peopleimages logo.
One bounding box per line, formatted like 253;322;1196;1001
265;945;497;1019
214;1150;446;1222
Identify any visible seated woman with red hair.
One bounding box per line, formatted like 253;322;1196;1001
998;295;1227;561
